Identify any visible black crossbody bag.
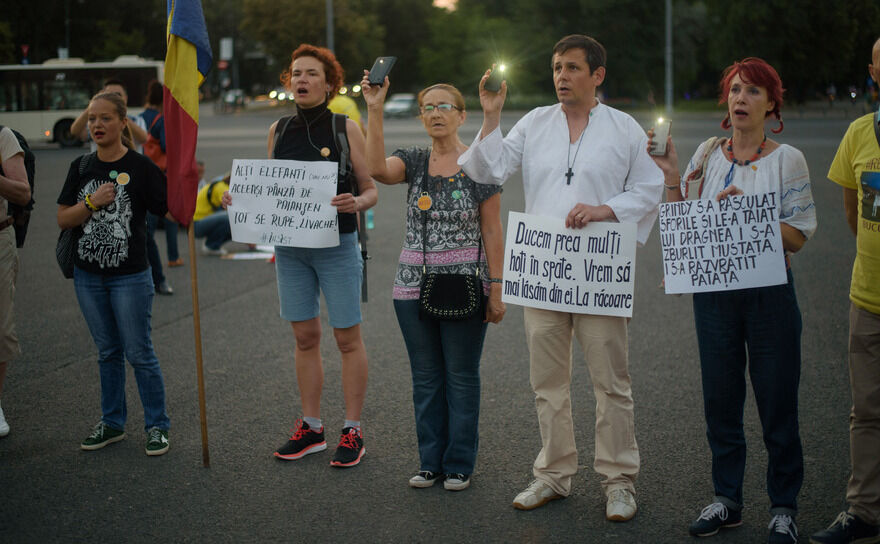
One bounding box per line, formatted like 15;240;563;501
417;155;483;321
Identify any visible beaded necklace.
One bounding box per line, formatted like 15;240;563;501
723;134;767;188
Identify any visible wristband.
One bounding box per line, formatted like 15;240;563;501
487;277;503;284
664;183;681;189
84;194;99;211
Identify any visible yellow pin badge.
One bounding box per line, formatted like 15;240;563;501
417;192;433;211
116;172;131;186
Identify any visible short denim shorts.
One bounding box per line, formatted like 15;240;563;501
274;232;363;329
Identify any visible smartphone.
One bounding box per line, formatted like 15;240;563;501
650;118;671;156
484;66;504;92
368;56;397;86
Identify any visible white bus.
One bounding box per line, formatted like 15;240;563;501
0;55;163;146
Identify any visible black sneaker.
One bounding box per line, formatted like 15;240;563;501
81;421;126;451
810;511;880;544
768;514;798;543
689;502;743;537
330;427;364;467
273;419;327;460
443;473;471;491
409;471;443;488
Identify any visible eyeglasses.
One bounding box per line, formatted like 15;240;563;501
420;103;460;114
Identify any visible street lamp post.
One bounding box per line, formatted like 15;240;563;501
326;0;335;52
665;0;673;113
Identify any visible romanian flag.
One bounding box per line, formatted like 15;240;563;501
163;0;212;226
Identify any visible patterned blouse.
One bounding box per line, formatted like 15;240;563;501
391;146;502;300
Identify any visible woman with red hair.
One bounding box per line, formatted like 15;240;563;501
224;44;377;468
649;58;817;543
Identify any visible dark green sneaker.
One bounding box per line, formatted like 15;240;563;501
81;421;125;451
145;427;169;456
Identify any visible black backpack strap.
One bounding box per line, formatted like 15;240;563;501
332;113;369;301
78;152;96;177
205;180;223;212
332;113;352;193
272;116;294;159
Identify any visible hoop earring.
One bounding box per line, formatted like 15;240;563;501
721;114;731;130
771;113;784;134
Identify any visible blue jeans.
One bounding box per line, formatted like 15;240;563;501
193;211;231;250
74;267;170;432
692;270;803;515
146;213;180;261
145;213;167;285
394;299;487;475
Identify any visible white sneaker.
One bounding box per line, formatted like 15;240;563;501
606;488;637;521
201;242;228;257
512;479;563;511
0;401;9;437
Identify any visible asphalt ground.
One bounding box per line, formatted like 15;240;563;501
0;103;863;543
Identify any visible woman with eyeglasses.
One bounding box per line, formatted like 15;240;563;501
361;73;506;491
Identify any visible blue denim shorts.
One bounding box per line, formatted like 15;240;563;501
274;232;363;328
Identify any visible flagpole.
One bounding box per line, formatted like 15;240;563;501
188;222;210;467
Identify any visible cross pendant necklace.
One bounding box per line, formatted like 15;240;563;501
565;118;589;185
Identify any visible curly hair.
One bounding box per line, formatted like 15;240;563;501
718;57;785;133
279;44;345;99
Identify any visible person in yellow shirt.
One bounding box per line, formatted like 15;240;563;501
193;173;231;256
328;93;363;132
811;37;880;544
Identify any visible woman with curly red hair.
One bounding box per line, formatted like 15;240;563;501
648;57;817;543
224;44;377;467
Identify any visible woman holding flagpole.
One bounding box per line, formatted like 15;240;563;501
648;57;816;542
57;91;172;456
223;44;377;468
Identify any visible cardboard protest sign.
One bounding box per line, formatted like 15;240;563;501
227;159;339;248
659;191;786;294
502;211;638;318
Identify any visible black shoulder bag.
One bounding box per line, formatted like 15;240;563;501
418;154;484;321
56;152;94;279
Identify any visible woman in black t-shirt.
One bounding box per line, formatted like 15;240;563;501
57;92;171;457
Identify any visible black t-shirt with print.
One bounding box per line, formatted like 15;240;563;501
57;150;167;276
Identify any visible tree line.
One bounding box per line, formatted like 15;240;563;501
2;0;878;104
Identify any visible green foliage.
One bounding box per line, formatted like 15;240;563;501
1;0;878;105
90;22;147;62
240;0;384;86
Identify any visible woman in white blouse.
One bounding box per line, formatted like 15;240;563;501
649;57;816;543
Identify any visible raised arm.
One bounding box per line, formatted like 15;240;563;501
646;128;684;203
478;66;508;140
360;71;406;184
70;107;90;142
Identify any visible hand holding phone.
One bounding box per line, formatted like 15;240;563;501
649;118;671;156
368;56;397;86
484;64;505;92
